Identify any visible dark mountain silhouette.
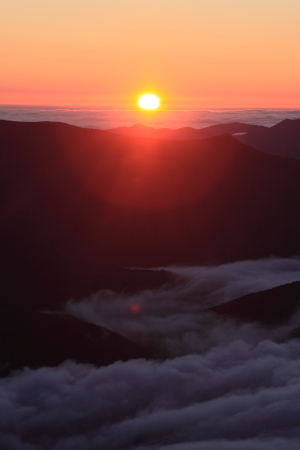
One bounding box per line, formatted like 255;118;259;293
1;119;300;314
0;121;300;301
109;122;263;140
209;281;300;325
236;118;300;159
2;119;300;370
0;308;159;376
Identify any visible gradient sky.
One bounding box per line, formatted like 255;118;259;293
1;0;300;108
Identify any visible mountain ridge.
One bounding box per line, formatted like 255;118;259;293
108;121;263;140
1;120;300;311
108;118;300;159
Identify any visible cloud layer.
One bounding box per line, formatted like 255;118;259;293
2;339;300;449
2;257;300;449
66;257;300;354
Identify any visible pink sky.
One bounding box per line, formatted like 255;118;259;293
1;0;300;108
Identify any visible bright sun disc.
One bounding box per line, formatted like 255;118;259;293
138;94;160;110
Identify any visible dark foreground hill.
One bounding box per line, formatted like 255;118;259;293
109;122;262;140
1;119;300;312
209;281;300;325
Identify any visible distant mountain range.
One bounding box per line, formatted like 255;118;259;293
109;118;300;159
108;122;263;140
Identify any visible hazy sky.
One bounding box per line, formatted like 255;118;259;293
1;0;300;108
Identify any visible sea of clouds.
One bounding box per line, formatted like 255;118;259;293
2;340;300;449
1;257;300;449
1;105;300;129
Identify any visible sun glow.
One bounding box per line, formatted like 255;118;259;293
138;94;160;110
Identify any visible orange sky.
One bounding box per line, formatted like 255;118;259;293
1;0;300;109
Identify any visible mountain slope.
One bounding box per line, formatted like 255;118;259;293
1;120;300;310
0;308;158;375
209;281;300;325
237;118;300;159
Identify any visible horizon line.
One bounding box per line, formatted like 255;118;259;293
1;104;300;112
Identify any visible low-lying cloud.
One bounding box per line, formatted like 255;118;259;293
2;257;300;449
66;257;300;355
2;339;300;449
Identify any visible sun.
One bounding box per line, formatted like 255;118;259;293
138;94;160;110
